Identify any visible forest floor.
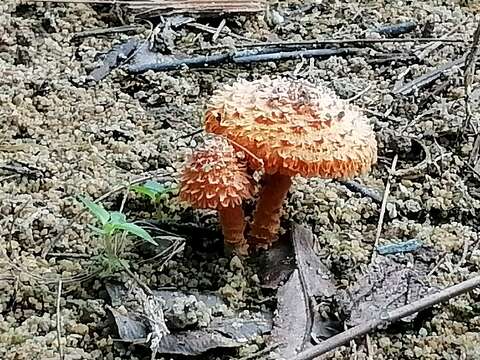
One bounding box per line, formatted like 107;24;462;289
1;0;480;359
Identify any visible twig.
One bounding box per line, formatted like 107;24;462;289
0;174;19;182
30;0;266;14
233;48;356;64
212;19;226;43
200;37;464;51
346;85;372;102
186;22;254;42
469;135;480;168
426;252;448;278
56;279;64;360
121;262;153;296
88;38;139;82
338;180;383;204
137;237;185;265
291;274;480;360
393;55;466;95
415;24;464;60
72;25;142;39
371;155;398;263
126;47;357;73
174;129;203;140
467;162;480;180
46;252;92;259
0;163;44;179
393;137;431;179
374;21;417;37
458;20;480;140
119;188;129;213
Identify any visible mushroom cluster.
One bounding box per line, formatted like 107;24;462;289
180;76;377;254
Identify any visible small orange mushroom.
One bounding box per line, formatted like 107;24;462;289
179;138;255;255
205;76;377;249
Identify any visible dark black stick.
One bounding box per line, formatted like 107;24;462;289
126;47;357;73
375;21;417;37
339;180;383;204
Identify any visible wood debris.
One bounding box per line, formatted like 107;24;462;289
32;0;266;15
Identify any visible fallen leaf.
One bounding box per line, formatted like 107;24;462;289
271;270;308;358
339;255;436;326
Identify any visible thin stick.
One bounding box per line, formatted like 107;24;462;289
186;22;254;42
126;47;355;73
415;24;464;60
346;84;372;102
393;55;466;96
371;155;398;262
338;180;383;204
459;20;480;138
46;252;91;259
56;279;64;360
199;37;464;51
291;274;480;360
72;25;142;39
119;188;129;213
212;19;226;43
121;262;153;296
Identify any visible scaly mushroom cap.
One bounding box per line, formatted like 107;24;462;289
180;138;255;209
205;76;377;178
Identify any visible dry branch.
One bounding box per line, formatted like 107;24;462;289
393;55;466;95
126;46;357;73
30;0;266;15
201;37;464;51
460;20;480;138
291;274;480;360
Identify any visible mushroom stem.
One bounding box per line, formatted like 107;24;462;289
249;173;293;247
218;205;249;255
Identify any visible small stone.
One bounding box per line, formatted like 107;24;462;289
230;256;244;272
69;323;89;336
419;327;428;337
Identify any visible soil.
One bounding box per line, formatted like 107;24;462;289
1;1;480;359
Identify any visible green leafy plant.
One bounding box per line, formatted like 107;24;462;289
80;196;155;274
131;180;175;204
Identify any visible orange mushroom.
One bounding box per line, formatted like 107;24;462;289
205;76;377;249
179;138;255;255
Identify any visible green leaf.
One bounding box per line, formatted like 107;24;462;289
103;223;116;236
131;181;169;201
132;187;157;201
109;211;127;225
114;223;156;245
80;196;109;225
87;224;105;235
143;180;165;193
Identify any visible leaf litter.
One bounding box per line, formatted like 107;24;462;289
106;282;273;356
